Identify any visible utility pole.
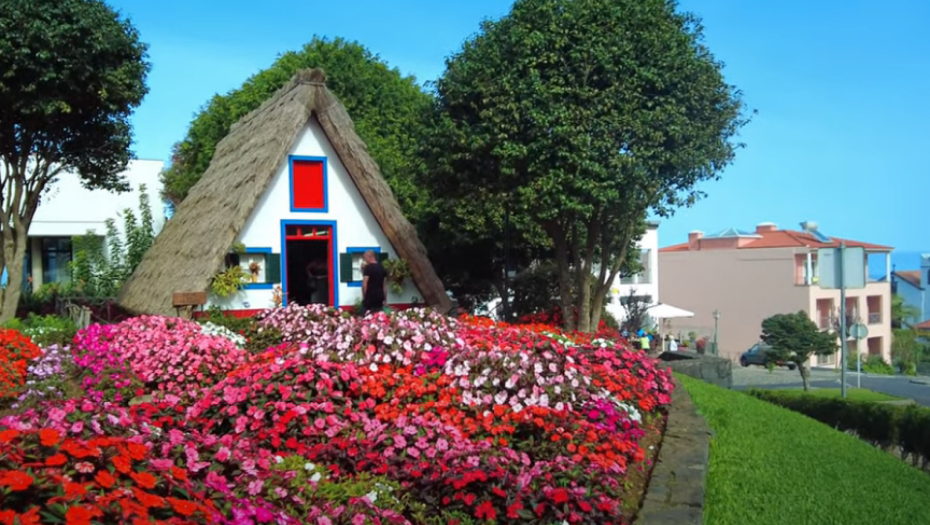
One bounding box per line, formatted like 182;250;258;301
839;241;848;399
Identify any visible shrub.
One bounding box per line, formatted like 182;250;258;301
2;313;78;348
72;316;247;400
862;354;895;375
750;389;930;467
0;329;42;400
11;344;81;410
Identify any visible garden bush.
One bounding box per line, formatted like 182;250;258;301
1;314;78;348
0;306;672;523
72;316;248;401
0;328;42;401
750;389;930;467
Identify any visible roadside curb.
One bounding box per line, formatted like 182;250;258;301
909;379;930;386
635;377;711;525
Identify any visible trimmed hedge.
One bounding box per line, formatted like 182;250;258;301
750;389;930;469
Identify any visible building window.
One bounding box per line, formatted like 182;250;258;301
339;248;387;287
619;294;653;306
620;250;651;285
41;237;72;286
289;157;328;212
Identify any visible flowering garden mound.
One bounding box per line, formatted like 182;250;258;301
0;304;674;524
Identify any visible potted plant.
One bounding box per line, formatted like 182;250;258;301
382;258;412;295
249;261;261;283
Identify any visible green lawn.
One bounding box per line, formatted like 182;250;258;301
680;375;930;525
770;387;904;402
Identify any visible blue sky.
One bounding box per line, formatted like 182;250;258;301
108;0;928;255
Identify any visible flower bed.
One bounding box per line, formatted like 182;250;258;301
1;306;673;524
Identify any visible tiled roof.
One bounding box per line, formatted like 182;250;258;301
916;319;930;331
660;229;893;253
895;270;923;289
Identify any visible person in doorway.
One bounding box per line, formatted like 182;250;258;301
306;259;328;304
361;250;387;316
667;334;678;352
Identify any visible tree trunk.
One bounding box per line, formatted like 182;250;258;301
548;222;575;332
588;223;635;333
799;361;811;391
0;229;28;322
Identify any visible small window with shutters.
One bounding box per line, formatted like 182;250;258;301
239;249;282;289
339;248;387;287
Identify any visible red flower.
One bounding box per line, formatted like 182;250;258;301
64;506;93;525
166;497;199;516
129;471;158;489
0;429;19;444
46;454;68;466
475;501;497;521
0;470;33;491
39;429;61;447
95;470;116;489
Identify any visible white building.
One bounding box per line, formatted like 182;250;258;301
610;221;659;305
605;221;694;332
21;159;166;288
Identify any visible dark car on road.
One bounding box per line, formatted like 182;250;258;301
739;343;797;370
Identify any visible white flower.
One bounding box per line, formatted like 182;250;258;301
310;472;322;483
275;456;283;464
304;462;315;471
369;363;379;372
365;490;378;504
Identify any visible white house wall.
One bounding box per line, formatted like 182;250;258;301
29;159;166;237
210;117;424;311
605;224;660;320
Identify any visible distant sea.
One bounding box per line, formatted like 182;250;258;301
869;251;927;280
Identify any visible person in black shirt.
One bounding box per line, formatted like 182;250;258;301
361;250;387;316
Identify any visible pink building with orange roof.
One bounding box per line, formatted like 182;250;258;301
659;222;893;368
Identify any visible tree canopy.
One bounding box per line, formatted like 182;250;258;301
761;311;837;391
422;0;749;331
161;37;434;221
0;0;149;320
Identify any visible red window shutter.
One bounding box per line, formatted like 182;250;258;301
291;160;326;210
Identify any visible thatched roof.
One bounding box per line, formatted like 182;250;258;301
118;69;452;315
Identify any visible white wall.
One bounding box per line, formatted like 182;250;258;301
210;117;424;311
30;159;166;237
605;224;660;320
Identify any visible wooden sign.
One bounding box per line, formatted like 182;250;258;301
172;291;207;308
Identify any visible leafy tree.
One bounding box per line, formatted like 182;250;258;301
892;326;925;375
0;0;149;321
761;311;837;391
70;184;158;298
161;37;433;222
422;0;749;332
892;294;920;329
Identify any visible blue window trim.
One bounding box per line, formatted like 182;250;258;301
345;246;381;288
288;155;329;213
280;220;339;307
242;247;274;290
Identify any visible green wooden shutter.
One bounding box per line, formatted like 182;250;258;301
339;253;354;283
377;252;389;263
264;253;281;284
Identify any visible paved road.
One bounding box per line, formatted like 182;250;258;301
732;366;930;407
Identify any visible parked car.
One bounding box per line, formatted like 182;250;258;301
739;343;797;370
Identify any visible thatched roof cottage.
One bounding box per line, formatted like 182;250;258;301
118;69;451;316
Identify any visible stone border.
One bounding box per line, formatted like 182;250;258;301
634;378;713;525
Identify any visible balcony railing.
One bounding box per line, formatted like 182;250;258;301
868;312;881;324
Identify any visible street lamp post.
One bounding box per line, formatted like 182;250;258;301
712;310;720;356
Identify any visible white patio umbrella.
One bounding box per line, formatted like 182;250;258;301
647;303;695;352
647;303;695;320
